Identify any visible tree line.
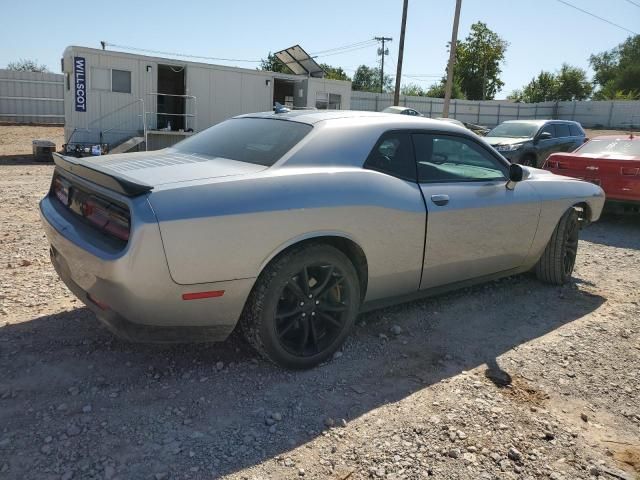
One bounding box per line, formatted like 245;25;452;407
259;25;640;102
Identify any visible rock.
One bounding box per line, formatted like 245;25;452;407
378;333;389;341
268;425;277;434
390;325;403;336
66;425;81;437
216;361;224;371
57;403;68;411
507;446;522;462
298;468;305;476
154;473;168;480
284;458;295;467
448;448;460;459
40;444;52;455
581;413;588;422
271;412;282;422
19;259;31;267
68;386;80;396
61;471;74;480
544;430;555;440
265;418;275;426
462;452;477;464
589;465;601;476
44;436;53;443
456;430;467;440
82;405;92;413
324;417;335;428
333;351;343;360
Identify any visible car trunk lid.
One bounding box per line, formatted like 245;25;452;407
53;150;267;196
544;152;640;201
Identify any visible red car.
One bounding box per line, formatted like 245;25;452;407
544;133;640;212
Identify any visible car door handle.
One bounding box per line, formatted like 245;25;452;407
430;194;449;206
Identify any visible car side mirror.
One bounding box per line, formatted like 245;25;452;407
506;163;524;190
538;131;552;141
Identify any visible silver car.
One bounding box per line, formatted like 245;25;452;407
40;111;605;369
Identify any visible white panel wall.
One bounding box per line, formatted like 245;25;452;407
0;69;64;124
351;91;640;128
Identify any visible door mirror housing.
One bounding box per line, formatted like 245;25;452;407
537;131;553;141
506;163;524;190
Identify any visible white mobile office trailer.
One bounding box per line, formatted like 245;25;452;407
61;46;352;152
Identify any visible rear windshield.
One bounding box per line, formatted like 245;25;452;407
487;122;539;138
171;118;312;166
578;138;640;156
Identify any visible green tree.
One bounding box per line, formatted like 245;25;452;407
555;64;592;100
516;71;558;103
424;78;466;99
352;65;393;93
400;83;427;96
510;64;592;102
319;63;350;81
258;52;292;74
453;22;508;100
590;35;640;99
7;58;48;72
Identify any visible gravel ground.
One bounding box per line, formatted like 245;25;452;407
0;126;639;480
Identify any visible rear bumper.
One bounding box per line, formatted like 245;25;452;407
49;251;234;342
40;193;255;342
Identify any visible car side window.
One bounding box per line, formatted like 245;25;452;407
364;131;417;181
540;124;556;138
413;133;506;183
555;123;570;138
569;124;583;137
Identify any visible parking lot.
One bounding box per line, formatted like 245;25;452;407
0;125;639;480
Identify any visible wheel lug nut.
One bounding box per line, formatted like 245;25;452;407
315;300;320;305
311;312;315;316
302;313;306;317
300;302;304;306
308;294;313;298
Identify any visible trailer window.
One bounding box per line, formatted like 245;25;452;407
171;118;313;166
112;70;131;94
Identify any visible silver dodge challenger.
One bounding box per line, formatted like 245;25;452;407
40;111;605;369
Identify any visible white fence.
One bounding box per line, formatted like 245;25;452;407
352;91;640;129
0;69;64;124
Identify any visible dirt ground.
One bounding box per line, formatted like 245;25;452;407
0;125;639;480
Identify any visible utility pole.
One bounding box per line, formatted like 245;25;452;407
442;0;462;118
394;0;409;106
375;36;392;94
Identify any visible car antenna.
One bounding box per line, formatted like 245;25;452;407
274;102;290;114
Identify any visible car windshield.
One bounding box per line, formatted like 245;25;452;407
487;122;539;138
578;138;640;156
171;118;313;166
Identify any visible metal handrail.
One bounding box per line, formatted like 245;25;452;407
144;93;197;142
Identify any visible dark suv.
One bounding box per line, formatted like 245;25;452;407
485;120;587;167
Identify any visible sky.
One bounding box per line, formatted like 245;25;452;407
1;0;638;99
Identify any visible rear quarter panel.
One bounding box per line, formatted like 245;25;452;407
149;168;427;302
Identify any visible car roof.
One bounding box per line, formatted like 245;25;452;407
382;106;411;112
501;119;581;126
235;110;465;131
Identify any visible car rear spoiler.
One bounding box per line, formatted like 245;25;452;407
53;153;153;197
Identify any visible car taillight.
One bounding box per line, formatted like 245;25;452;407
53;176;71;206
546;160;559;169
81;196;130;242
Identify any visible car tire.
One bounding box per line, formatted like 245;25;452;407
535;208;580;285
240;243;360;369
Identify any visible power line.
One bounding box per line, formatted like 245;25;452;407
555;0;637;34
314;43;378;59
102;42;263;63
310;39;377;56
624;0;640;8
